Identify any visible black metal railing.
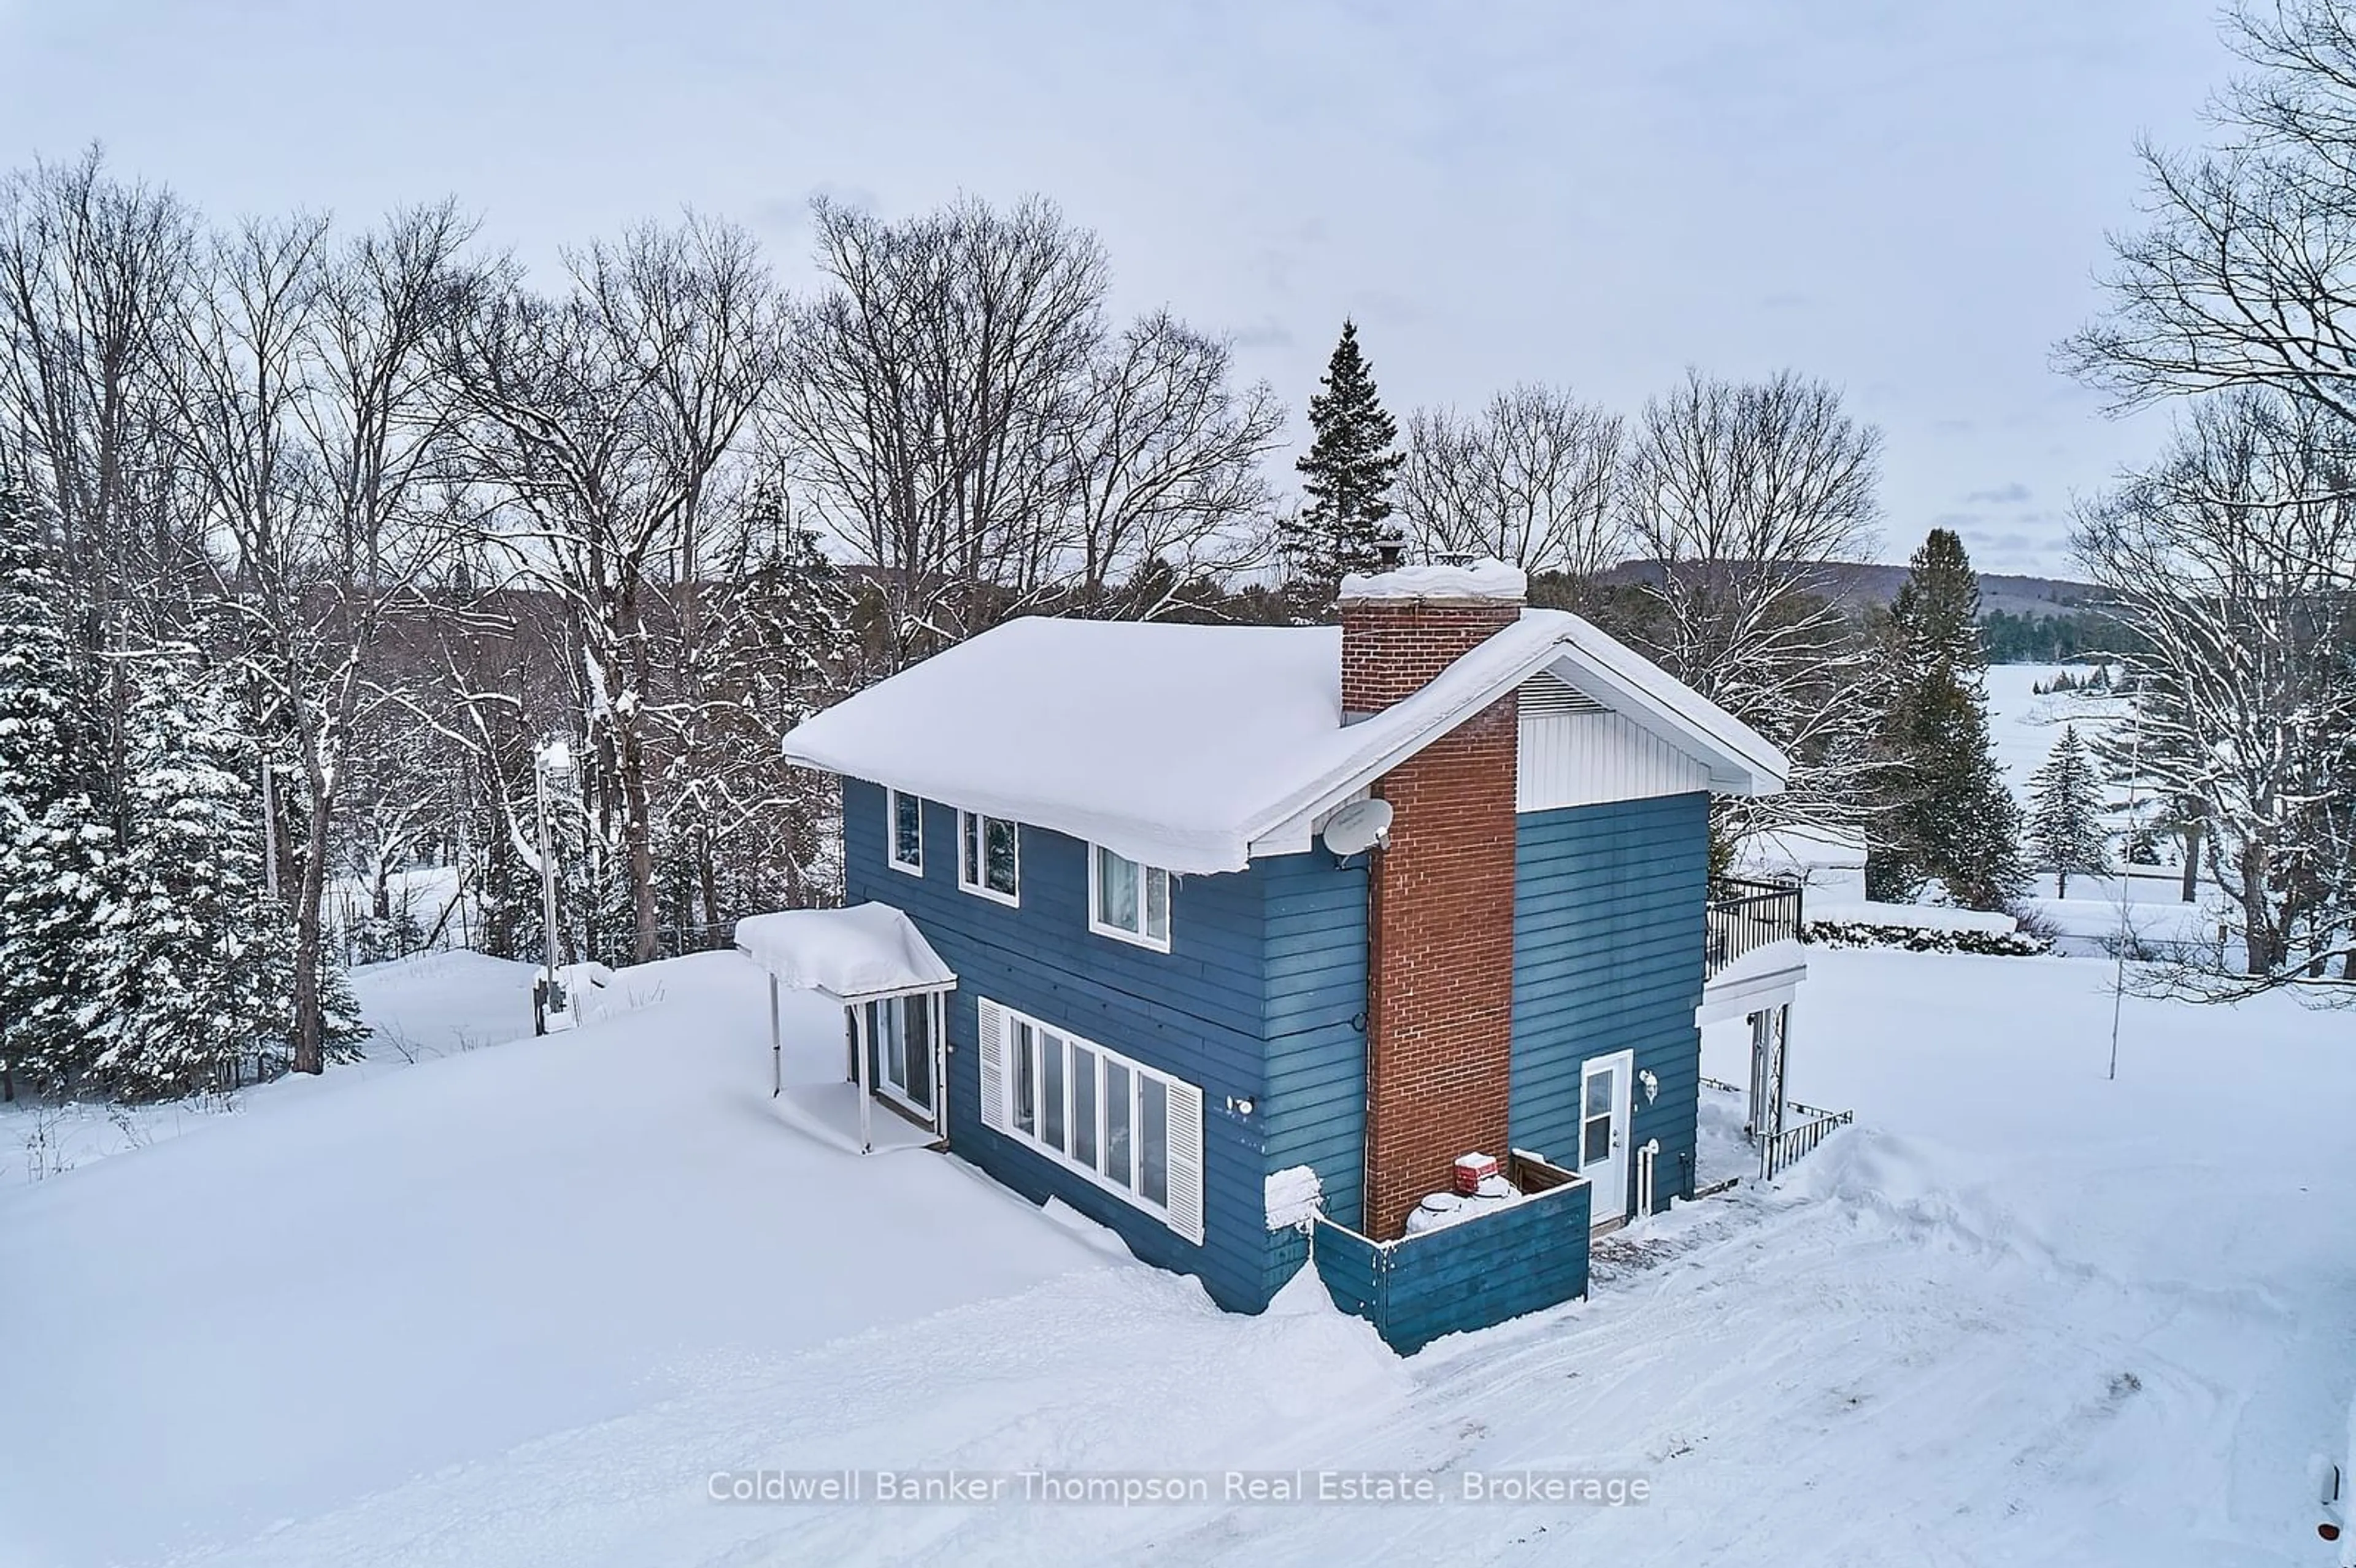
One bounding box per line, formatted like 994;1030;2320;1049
1705;877;1804;980
1763;1109;1855;1180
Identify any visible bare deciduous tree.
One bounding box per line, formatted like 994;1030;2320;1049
0;147;200;780
1614;368;1885;842
172;204;474;1070
2059;1;2356;425
778;196;1104;666
1057;310;1282;615
1400;383;1623;590
446;215;785;963
2076;390;2356;989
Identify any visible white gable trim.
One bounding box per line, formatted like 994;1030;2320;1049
1538;631;1788;794
1517;708;1715;813
1245;626;1787;859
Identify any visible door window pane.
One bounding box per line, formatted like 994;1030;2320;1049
1096;848;1140;932
1071;1046;1098;1169
904;997;932;1109
1144;867;1169;943
1012;1021;1036;1135
882;1000;906;1091
1585;1068;1614;1118
985;818;1018;896
1041;1031;1066;1153
1583;1113;1611;1167
1138;1075;1168;1206
1104;1059;1133;1188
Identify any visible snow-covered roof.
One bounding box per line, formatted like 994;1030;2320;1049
734;902;957;1002
782;610;1790;875
1339;561;1528;602
1736;824;1870;875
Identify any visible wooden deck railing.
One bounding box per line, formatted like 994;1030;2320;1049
1705;876;1803;981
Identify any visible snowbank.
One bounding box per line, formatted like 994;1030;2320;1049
1807;899;2017;936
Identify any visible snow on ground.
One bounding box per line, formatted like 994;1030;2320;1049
1984;663;2133;806
5;946;2354;1567
0;951;539;1188
1985;663;2229;950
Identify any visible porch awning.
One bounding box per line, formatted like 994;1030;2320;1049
733;902;957;1003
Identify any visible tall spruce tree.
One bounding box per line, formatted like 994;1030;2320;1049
1869;528;2025;909
0;483;112;1099
1281;319;1404;613
82;647;355;1096
2026;724;2111;898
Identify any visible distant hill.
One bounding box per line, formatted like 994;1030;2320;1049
1597;559;2101;620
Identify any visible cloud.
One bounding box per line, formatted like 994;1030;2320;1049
1230;318;1296;351
1963;482;2032;505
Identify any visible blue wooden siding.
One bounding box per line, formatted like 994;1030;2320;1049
1309;1180;1592;1354
1257;853;1368;1261
1510;792;1709;1217
841;779;1368;1313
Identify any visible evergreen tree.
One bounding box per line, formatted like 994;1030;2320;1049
1280;319;1404;613
2026;725;2112;897
82;647;355;1097
0;485;112;1099
1868;528;2025;909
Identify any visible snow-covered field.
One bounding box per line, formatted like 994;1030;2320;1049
4;941;2352;1567
1985;662;2230;956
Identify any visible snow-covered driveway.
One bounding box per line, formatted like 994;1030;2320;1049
2;948;2350;1567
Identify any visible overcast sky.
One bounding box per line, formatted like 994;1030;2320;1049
0;0;2237;575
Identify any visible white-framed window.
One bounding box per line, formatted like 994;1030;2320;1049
1088;844;1171;951
887;790;925;875
974;996;1204;1243
957;811;1020;904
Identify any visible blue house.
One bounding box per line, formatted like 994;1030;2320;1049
764;561;1806;1349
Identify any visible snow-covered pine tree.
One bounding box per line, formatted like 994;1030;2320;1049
1869;528;2025;909
1280;319;1404;615
2026;724;2111;898
0;483;113;1099
82;646;330;1097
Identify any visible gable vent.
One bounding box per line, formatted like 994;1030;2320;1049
1519;671;1604;717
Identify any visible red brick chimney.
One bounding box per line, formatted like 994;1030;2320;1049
1339;561;1524;1239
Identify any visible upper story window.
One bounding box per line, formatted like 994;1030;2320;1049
1090;845;1171;951
887;790;924;875
958;810;1020;905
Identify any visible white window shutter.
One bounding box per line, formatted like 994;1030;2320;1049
976;997;1009;1134
1164;1079;1205;1244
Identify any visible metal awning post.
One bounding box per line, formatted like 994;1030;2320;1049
931;991;948;1139
853;1001;873;1155
769;974;782;1097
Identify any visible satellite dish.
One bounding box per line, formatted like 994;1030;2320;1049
1322;798;1394;858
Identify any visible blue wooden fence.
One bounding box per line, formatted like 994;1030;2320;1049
1307;1161;1592;1353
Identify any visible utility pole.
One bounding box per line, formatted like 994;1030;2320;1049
261;761;280;903
2109;700;2142;1082
536;739;572;1033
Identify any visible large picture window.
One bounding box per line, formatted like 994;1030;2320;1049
974;997;1204;1243
958;811;1020;904
887;790;924;875
1089;844;1171;951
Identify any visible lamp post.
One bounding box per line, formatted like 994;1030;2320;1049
535;737;574;1034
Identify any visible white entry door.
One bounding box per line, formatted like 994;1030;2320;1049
1579;1050;1635;1227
